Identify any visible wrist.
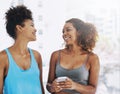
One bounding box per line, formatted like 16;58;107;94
47;83;55;93
72;82;77;90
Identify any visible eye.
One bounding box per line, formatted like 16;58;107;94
66;28;71;32
62;28;72;34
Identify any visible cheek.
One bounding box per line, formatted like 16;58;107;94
72;34;77;40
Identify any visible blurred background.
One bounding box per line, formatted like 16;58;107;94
0;0;120;94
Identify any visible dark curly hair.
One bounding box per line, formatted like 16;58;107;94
66;18;98;52
5;5;33;39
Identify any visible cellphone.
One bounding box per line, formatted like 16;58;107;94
56;77;68;82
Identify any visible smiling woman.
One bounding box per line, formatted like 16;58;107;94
46;18;100;94
0;5;45;94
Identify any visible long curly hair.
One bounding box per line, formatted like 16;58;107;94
5;5;33;39
66;18;98;52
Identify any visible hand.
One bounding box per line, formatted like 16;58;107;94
50;79;63;93
59;77;76;90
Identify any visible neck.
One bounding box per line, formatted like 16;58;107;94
14;41;27;50
11;40;29;57
66;45;83;54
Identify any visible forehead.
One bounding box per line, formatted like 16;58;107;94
64;22;74;28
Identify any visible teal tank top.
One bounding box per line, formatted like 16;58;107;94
4;48;42;94
55;50;90;94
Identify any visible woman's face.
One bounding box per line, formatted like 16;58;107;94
20;19;37;41
62;22;77;46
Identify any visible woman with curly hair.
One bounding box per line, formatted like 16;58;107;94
0;5;44;94
46;18;100;94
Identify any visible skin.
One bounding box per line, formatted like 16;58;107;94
46;22;100;94
0;19;45;94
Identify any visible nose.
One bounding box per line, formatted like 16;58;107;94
62;31;67;38
63;31;68;37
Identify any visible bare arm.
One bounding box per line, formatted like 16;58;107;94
0;51;8;94
0;60;4;94
33;50;45;94
74;54;100;94
46;51;58;93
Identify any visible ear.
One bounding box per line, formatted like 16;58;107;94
16;25;23;32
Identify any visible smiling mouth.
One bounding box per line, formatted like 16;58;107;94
64;36;71;41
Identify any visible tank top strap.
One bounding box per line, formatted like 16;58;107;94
5;48;13;63
29;48;33;56
5;48;10;57
28;48;37;66
84;52;91;66
28;48;34;61
57;50;61;64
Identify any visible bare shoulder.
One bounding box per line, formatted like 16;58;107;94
50;49;61;60
89;52;99;59
32;49;41;58
49;49;63;66
89;52;100;66
0;50;8;62
0;50;8;67
31;49;42;64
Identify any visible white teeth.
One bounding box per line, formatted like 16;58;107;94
64;36;70;40
64;37;68;40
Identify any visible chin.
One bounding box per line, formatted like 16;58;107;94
66;43;73;46
66;41;72;45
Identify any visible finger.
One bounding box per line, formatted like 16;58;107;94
58;81;66;85
54;86;62;92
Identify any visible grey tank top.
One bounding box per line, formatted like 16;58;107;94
55;50;90;94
